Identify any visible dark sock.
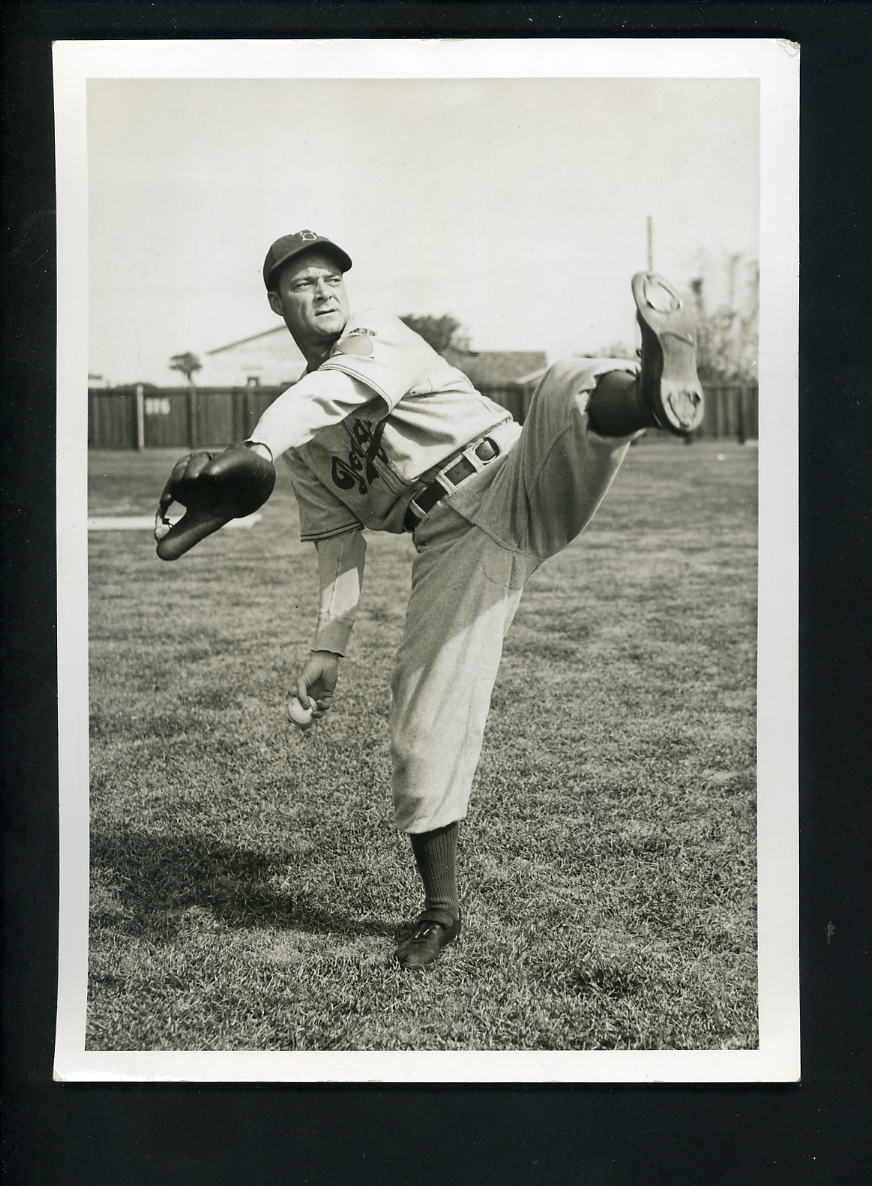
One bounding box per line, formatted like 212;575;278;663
586;369;654;437
409;823;459;927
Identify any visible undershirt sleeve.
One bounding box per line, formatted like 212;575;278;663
311;529;366;656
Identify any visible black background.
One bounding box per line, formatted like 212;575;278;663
2;3;870;1183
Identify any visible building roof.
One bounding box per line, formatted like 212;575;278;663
206;325;287;356
442;347;548;387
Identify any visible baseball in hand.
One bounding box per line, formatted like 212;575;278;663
288;695;315;729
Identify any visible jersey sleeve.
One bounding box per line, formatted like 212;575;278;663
318;308;437;410
249;369;376;459
287;453;364;542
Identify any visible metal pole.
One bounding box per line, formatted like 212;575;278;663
135;384;145;450
187;387;197;448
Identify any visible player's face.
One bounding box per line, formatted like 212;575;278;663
268;252;350;347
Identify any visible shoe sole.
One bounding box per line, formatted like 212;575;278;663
632;272;704;435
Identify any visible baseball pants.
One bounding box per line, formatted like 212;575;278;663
389;357;638;833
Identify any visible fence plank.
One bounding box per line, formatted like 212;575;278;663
195;390;235;445
142;392;192;447
89;390;135;448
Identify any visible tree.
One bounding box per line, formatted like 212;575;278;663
689;256;759;383
169;351;203;387
399;314;468;355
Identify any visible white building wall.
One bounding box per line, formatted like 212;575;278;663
200;328;306;387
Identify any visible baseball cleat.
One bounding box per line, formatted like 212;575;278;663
632;271;704;435
395;915;461;970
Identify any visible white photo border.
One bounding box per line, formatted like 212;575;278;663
54;36;799;1083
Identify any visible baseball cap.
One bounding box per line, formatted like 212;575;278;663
263;230;352;290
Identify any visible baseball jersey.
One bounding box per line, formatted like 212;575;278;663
252;308;516;540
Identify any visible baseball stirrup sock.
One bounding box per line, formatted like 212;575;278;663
410;823;459;927
586;369;654;437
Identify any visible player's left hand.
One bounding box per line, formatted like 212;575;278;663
154;443;276;561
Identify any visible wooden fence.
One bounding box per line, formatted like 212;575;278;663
88;386;280;450
88;379;758;449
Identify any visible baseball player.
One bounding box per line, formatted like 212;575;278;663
155;230;703;969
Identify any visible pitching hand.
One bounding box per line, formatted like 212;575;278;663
294;651;340;727
154;443;276;561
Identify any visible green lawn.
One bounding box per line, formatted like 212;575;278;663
87;439;757;1051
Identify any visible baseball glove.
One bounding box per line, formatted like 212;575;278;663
154;443;276;561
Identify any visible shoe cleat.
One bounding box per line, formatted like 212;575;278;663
631;271;705;435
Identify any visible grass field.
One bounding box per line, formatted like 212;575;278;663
86;438;758;1051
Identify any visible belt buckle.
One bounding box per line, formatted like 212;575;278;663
477;435;499;462
407;433;500;533
460;436;490;474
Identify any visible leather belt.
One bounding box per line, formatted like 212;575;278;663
403;436;500;532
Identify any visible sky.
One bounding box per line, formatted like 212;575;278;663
87;77;759;385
